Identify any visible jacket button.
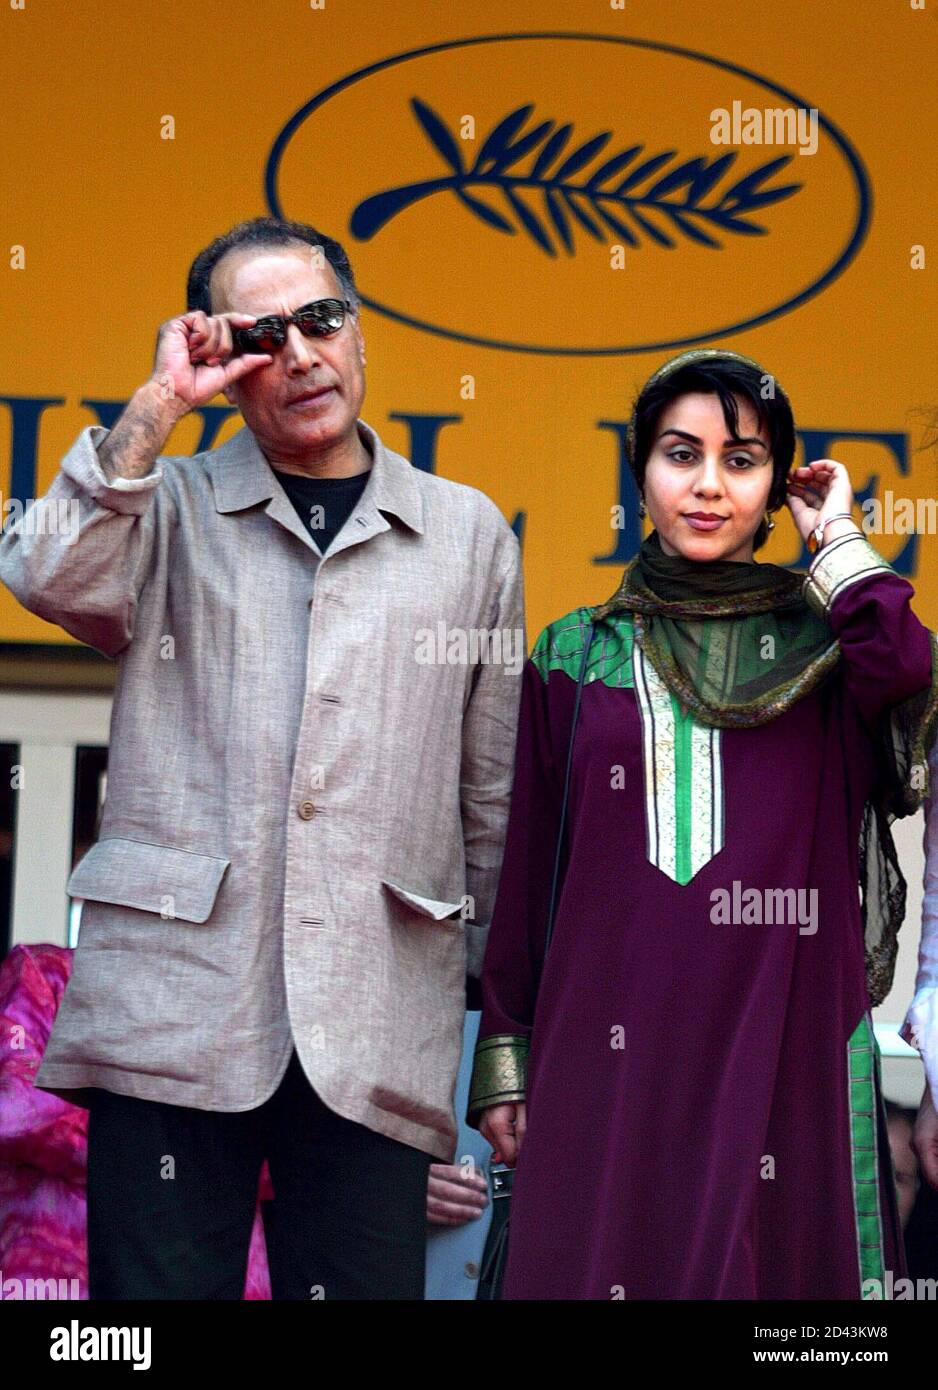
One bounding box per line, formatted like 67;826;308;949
465;1261;479;1279
297;800;316;820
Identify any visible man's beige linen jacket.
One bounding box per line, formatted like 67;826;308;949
0;418;524;1159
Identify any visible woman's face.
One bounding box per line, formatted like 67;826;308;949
642;391;775;563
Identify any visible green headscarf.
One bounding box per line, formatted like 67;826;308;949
594;530;841;727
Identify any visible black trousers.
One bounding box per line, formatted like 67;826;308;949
86;1050;432;1300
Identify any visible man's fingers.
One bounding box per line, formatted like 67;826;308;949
428;1175;487;1206
427;1199;481;1226
428;1171;487;1193
202;320;225;359
185;311;254;342
223;353;272;384
185;314;218;362
182;310;211;339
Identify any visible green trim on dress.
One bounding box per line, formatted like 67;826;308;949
633;641;725;885
531;609;726;884
848;1014;886;1295
530;608;633;688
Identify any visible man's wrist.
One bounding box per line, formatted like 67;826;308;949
97;381;184;482
139;376;189;431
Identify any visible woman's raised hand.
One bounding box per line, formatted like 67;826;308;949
786;459;856;543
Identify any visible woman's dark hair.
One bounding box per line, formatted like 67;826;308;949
186;216;360;315
628;354;796;552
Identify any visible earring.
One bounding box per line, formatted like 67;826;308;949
638;497;647;519
765;511;776;532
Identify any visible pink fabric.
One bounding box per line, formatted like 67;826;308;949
0;943;271;1298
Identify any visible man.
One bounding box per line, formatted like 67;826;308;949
0;217;524;1300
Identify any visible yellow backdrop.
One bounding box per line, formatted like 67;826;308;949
3;0;936;646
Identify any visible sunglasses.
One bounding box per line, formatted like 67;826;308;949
231;298;355;355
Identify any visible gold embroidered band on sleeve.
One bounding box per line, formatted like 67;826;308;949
467;1033;529;1124
803;533;893;619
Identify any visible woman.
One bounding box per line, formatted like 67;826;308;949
467;348;938;1299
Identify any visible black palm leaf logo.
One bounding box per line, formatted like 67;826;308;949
350;100;803;256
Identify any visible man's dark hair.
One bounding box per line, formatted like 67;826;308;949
628;355;796;552
186;216;360;315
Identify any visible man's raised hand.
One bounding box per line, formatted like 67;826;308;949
150;311;272;418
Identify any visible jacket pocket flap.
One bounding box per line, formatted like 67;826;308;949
381;878;465;922
67;838;231;924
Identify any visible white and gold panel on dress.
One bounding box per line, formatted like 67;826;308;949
632;642;725;885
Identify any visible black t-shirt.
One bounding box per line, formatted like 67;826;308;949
271;466;371;555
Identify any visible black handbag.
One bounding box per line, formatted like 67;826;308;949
477;621;597;1300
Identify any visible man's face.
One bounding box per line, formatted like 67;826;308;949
210;244;366;461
